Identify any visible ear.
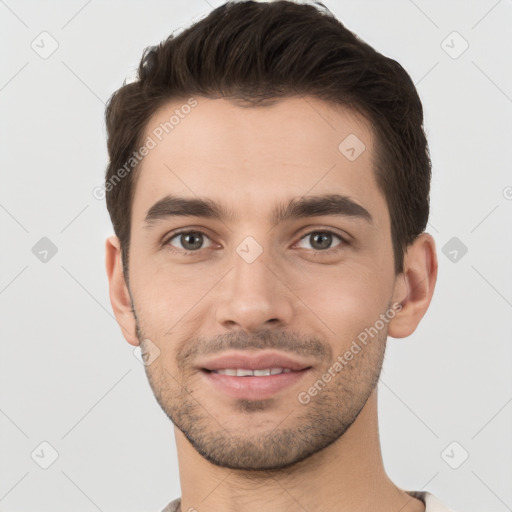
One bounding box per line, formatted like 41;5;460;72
105;235;139;346
388;232;438;338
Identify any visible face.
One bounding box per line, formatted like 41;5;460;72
125;96;400;470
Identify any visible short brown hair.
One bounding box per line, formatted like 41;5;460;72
105;0;431;277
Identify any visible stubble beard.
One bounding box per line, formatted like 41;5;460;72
136;319;387;471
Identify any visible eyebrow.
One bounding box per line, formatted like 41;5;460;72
143;193;373;226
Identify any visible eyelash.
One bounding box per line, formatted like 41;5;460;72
162;228;349;256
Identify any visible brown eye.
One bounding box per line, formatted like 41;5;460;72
167;231;212;252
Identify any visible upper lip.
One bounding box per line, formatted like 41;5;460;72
198;351;312;372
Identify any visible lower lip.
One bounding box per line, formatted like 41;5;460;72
202;369;311;400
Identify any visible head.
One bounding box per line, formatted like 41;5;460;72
105;0;437;470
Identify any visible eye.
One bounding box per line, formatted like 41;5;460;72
296;230;345;252
166;230;213;252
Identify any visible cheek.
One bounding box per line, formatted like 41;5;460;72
292;261;393;342
129;257;224;337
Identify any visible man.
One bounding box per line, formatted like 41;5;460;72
104;1;454;510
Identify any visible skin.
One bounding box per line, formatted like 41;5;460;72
106;95;437;512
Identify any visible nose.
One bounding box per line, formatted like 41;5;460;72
215;245;295;332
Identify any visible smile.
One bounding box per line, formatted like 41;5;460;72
210;368;294;376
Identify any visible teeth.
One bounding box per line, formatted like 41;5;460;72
213;368;290;376
254;369;271;376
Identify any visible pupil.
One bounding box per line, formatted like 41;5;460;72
182;232;203;250
312;232;332;250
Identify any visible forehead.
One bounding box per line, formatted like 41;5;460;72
131;95;387;228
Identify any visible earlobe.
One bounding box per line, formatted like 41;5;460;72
105;235;139;346
388;233;438;339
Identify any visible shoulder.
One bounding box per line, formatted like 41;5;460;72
406;490;460;512
162;493;462;512
160;497;181;512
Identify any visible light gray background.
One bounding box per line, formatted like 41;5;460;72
1;0;511;511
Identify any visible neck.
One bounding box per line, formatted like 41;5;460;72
174;388;424;512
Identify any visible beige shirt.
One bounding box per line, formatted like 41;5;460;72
161;490;459;511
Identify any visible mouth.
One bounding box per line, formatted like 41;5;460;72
198;351;313;400
206;367;295;376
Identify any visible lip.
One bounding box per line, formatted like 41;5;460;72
198;351;311;372
198;351;313;400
